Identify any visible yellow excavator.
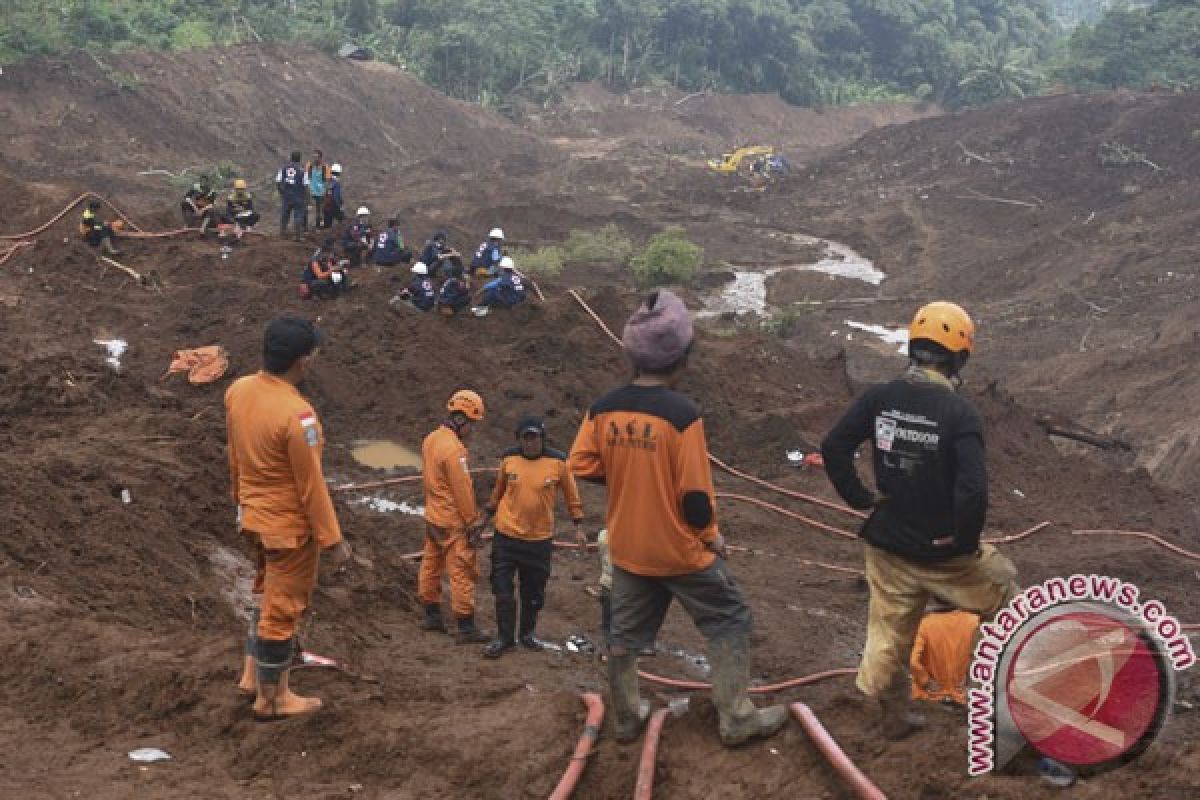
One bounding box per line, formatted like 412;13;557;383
707;145;775;174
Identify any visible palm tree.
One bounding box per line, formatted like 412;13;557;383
959;39;1044;102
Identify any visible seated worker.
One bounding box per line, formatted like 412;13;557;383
372;218;413;267
420;230;462;278
80;200;122;255
910;603;980;706
181;182;220;232
470;257;527;317
225;179;260;238
470;227;505;278
391;262;437;312
301;239;350;299
341;207;374;267
322;164;345;229
436;263;471;315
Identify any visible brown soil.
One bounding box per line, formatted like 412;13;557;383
2;46;1199;799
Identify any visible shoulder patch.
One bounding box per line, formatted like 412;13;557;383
298;410;317;428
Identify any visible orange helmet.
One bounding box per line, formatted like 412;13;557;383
447;389;485;421
908;301;975;366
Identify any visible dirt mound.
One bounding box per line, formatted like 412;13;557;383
3;53;1200;799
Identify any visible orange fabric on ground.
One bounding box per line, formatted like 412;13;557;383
417;527;479;617
165;345;229;385
422;425;480;530
910;610;980;704
225;371;342;550
486;451;583;541
258;535;320;640
569;386;719;577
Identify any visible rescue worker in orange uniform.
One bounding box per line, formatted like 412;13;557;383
480;416;586;658
418;390;490;643
570;290;787;747
225;315;352;719
910;605;980;705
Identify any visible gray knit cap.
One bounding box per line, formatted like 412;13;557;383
622;290;694;370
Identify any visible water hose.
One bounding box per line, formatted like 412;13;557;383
788;702;887;800
717;492;857;540
548;692;605;800
634;708;670;800
638;667;856;695
1072;529;1200;562
0;192;147;240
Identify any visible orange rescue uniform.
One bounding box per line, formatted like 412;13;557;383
910;610;980;704
569;385;719;576
486;448;584;540
418;424;482;617
225;371;342;641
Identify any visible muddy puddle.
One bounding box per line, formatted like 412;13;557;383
351;440;423;470
699;234;883;318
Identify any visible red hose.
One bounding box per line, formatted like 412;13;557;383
984;520;1052;544
634;708;670;800
638;667;856;695
0;240;34;267
548;692;605;800
789;703;887;800
1072;529;1200;562
0;192;147;240
717;492;857;540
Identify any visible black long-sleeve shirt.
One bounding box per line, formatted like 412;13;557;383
820;369;987;562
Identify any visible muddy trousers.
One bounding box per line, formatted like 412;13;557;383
858;543;1019;697
490;532;553;642
249;534;320;684
417;529;479;618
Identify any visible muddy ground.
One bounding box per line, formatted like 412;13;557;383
2;46;1199;799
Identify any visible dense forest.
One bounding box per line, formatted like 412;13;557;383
0;0;1185;108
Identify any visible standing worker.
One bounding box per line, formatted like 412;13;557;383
480;416;586;658
418;390;491;644
306;150;331;228
323;164;345;230
226;315;353;719
275;150;309;236
569;290;787;747
820;301;1019;740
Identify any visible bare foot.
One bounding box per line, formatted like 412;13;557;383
236;654;256;696
253;688;323;720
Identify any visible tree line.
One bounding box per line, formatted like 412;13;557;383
0;1;1180;110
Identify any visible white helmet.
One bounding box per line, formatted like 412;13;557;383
356;206;370;216
411;262;429;275
500;256;515;270
331;163;343;174
489;227;504;240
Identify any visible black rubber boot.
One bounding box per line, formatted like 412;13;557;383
483;598;516;658
419;603;447;633
710;635;789;747
608;652;650;742
878;676;926;740
455;616;490;645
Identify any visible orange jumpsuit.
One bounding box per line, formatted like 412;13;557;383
225;371;342;642
418;425;482;618
486;449;584;541
910;610;980;704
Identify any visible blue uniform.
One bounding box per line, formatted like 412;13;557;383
478;271;527;309
373;228;407;266
407;276;436;311
437;276;471;312
470;240;503;275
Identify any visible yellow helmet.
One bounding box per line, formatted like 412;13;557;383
908;301;975;365
233;179;248;190
447;389;485;421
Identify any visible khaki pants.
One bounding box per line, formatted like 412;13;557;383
417;526;479;618
858;543;1018;697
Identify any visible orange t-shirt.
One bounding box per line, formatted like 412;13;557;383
486;448;583;541
569;384;718;577
225;372;342;550
910;610;980;704
422;425;479;531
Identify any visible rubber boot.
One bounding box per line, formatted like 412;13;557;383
518;601;542;650
608;652;650;742
709;636;788;747
878;677;926;740
455;616;490;645
253;669;322;720
483;598;516;658
419;603;447;633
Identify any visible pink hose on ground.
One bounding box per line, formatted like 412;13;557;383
789;702;887;800
634;708;670;799
548;692;605;800
1072;529;1200;562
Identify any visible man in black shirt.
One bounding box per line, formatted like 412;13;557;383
821;301;1019;740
